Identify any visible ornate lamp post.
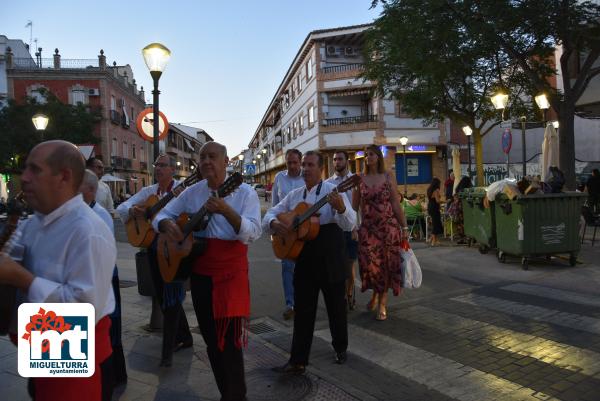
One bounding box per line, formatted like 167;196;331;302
142;43;171;163
32;113;49;140
399;136;408;197
462;125;473;178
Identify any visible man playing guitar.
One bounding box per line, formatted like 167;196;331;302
116;154;193;367
153;141;261;401
263;150;356;374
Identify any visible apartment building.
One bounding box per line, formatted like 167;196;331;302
166;123;212;179
5;47;150;194
248;24;448;194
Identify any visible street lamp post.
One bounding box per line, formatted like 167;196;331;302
32;113;49;140
238;154;244;174
142;43;171;164
462;126;473;178
399;136;408;197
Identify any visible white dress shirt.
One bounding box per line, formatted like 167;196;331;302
17;195;116;323
262;180;356;233
326;171;358;232
152;180;262;244
92;202;114;234
272;170;304;206
96;180;115;216
116;180;180;223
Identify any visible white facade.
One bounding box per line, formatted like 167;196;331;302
248;24;446;183
0;36;31;108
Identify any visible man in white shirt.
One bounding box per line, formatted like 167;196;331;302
117;154;192;368
87;157;116;217
154;142;261;401
264;150;356;374
80;169;127;386
0;140;116;401
271;149;304;320
326;150;358;311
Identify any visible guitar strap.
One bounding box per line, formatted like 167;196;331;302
88;200;96;209
303;180;323;200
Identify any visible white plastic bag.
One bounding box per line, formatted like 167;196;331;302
486;178;518;202
401;246;422;289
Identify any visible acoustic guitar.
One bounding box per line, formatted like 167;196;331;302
157;172;243;283
0;193;26;335
271;175;360;261
126;171;201;248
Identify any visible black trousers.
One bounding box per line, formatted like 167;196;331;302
147;242;192;361
290;275;347;365
191;274;246;401
110;272;127;383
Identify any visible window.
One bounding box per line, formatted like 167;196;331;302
111;138;117;157
308;105;315;125
291;82;296;100
292;120;298;138
132;145;136;160
30;89;47;104
123;142;128;159
110;96;116;111
306;58;313;80
140;145;144;162
299;114;304;132
72;90;86;105
297;74;303;92
286;126;291;143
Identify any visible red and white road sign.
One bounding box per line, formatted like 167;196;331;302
136;108;169;142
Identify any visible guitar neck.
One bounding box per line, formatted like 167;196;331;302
147;191;176;217
294;190;336;229
181;206;210;237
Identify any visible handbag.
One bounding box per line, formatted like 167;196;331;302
135;249;156;296
401;240;422;288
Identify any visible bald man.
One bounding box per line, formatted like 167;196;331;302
0;140;116;401
154;141;262;401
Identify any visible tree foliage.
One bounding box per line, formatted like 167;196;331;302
365;0;600;187
0;89;101;173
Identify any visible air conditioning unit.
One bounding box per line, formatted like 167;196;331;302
345;47;355;56
88;88;100;96
326;46;337;56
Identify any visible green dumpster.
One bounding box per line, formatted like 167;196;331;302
494;192;586;269
460;187;496;254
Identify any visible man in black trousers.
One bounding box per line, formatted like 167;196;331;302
263;150;356;373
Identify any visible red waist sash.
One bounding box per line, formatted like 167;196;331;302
193;238;249;350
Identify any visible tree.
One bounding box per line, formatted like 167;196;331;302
0;89;101;174
367;0;600;188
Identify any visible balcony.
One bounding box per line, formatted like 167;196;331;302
111;156;123;168
319;63;364;80
140;161;148;171
110;110;121;125
320;114;378;133
123;158;132;169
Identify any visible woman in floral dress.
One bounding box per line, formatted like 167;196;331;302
352;145;409;321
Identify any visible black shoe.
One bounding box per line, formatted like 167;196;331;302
142;323;161;333
173;339;193;352
271;362;305;374
335;351;347;365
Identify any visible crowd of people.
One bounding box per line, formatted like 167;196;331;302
2;137;599;401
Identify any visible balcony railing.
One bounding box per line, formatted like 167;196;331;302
110;110;121;124
321;63;364;74
123;158;132;169
111;156;123;168
10;58;99;70
321;114;378;127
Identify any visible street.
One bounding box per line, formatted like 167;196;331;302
2;206;600;400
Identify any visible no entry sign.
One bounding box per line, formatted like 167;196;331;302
136;108;169;142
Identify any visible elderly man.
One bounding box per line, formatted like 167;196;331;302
264;150;355;374
87;157;116;217
271;149;304;320
80;169;127;386
154;141;261;401
117;154;193;367
0;140;116;401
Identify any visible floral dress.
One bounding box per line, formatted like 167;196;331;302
357;177;403;295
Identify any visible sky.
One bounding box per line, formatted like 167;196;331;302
2;0;383;156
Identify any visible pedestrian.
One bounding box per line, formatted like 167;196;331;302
427;177;443;246
352;145;409;321
116;154;193;367
326;150;358;311
0;140;116;401
271;149;304;320
154;141;262;401
80;169;127;386
87;157;116;216
586;169;600;213
447;176;472;244
444;169;455;206
265;150;355;373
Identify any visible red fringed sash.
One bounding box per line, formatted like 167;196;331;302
193;238;249;351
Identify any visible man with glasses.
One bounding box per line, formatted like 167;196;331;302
116;154;193;367
87;157;116;217
271;149;304;320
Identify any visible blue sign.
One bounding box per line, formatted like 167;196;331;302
501;129;512;154
245;164;256;175
407;145;428;152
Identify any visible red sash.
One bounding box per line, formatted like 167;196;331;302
33;315;112;401
193;238;249;350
